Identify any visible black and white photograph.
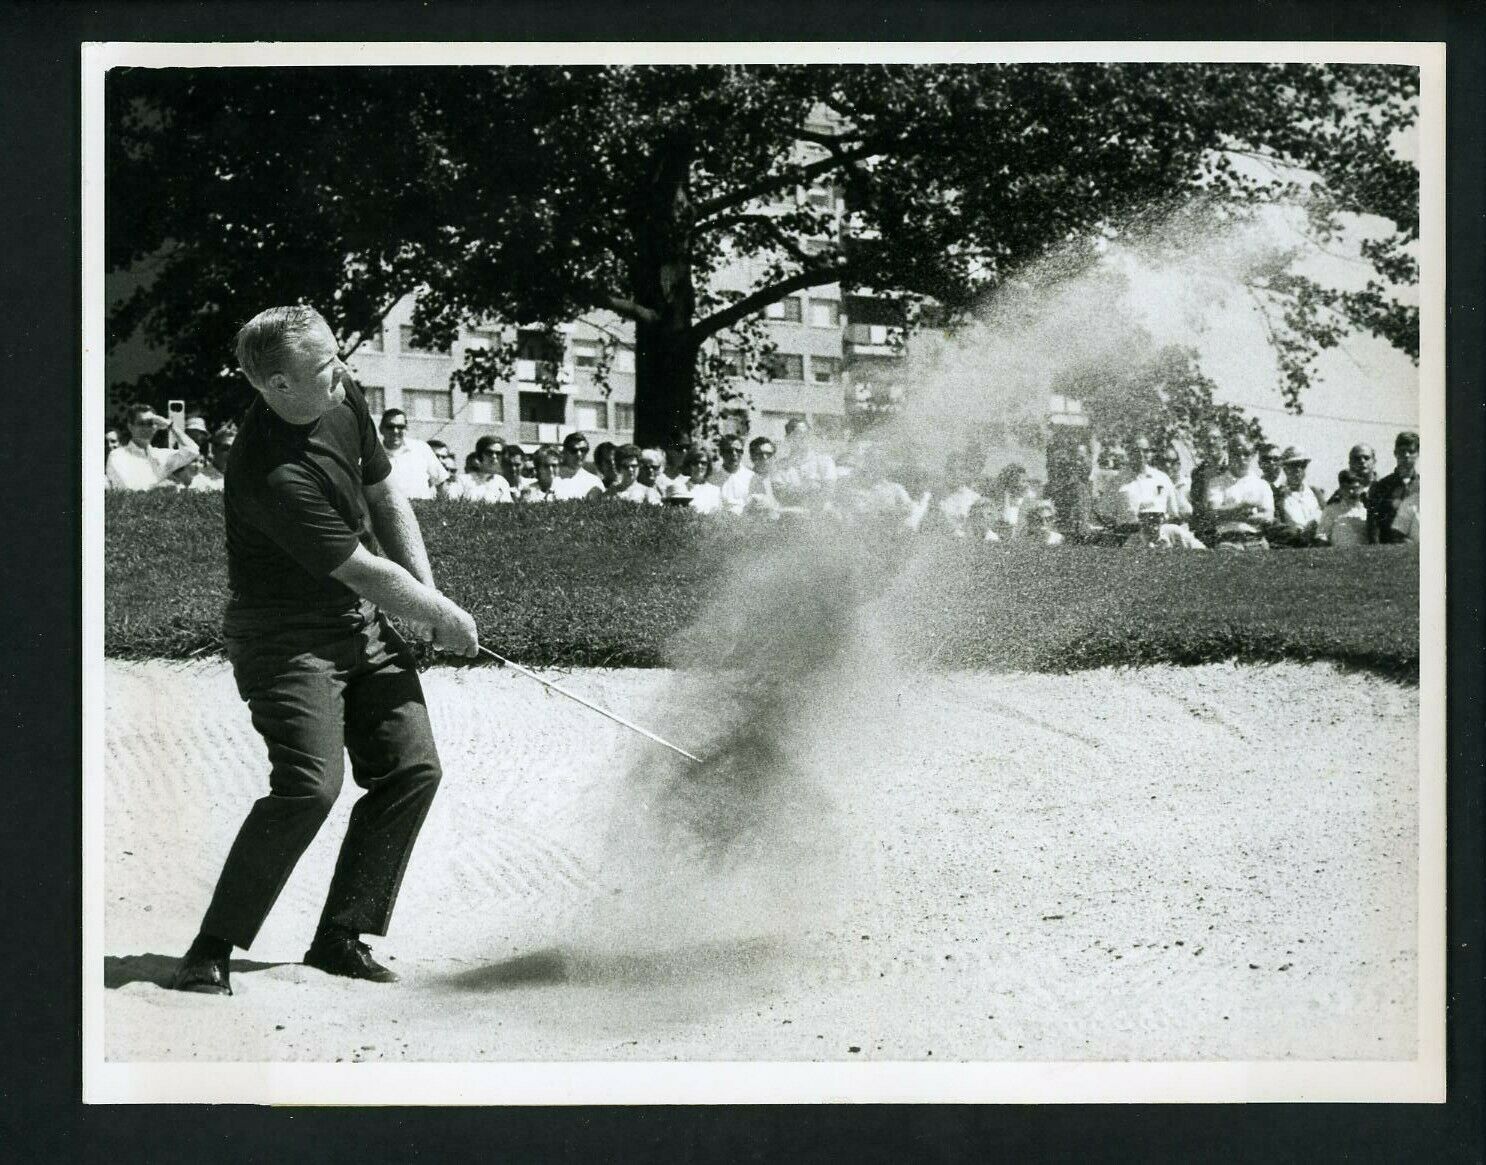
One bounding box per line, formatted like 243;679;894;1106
82;41;1445;1105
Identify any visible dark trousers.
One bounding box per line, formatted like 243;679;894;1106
200;605;441;950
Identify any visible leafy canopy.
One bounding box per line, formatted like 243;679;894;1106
107;63;1418;431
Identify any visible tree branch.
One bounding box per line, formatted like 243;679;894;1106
604;294;662;326
693;144;881;221
690;262;853;343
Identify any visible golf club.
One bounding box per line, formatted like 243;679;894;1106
476;645;702;765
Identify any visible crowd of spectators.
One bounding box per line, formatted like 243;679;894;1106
105;404;1422;550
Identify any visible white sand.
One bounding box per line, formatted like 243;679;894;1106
102;659;1418;1064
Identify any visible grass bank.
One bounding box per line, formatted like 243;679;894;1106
104;491;1419;679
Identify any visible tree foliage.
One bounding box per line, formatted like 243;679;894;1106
107;63;1419;441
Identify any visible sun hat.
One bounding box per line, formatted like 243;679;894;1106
1279;445;1310;465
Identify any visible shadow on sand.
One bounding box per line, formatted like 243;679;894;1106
439;938;782;994
104;953;288;989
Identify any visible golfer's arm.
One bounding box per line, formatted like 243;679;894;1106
364;477;436;587
330;544;458;627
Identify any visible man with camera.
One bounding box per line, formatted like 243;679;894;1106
105;402;202;491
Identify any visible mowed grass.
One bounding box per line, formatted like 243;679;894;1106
104;491;1419;680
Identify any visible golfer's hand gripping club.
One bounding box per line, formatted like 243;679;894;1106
430;599;479;658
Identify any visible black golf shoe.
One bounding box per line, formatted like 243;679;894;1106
303;933;399;983
170;950;232;996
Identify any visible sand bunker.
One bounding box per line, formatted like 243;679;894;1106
102;659;1418;1064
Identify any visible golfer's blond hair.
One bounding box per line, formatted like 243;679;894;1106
234;306;327;390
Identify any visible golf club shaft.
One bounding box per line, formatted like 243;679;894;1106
476;645;701;764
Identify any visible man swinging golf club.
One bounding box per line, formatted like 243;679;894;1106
171;305;479;996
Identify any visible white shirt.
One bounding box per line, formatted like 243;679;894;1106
105;441;198;491
188;462;225;492
774;448;838;504
667;479;722;514
1280;485;1323;529
445;471;513;504
1104;465;1178;525
714;466;755;515
552;467;604;500
384;439;447;500
608;480;662;505
1319;498;1370;547
519;479;559;503
1205;468;1274;536
937;485;983;535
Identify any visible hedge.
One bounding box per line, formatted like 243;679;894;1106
104;491;1419;680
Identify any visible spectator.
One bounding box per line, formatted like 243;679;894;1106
1188;424;1229;544
1205;433;1273;550
1269;445;1325;546
665;449;722;514
553;432;605;500
663;429;692;480
1327;442;1378;506
104;428;120;466
1099;437;1179;531
427;439;459;481
379;408;446;500
184;414;213;450
936;448;986;538
444;435;513;503
1018;498;1065;546
1367;431;1420;544
1319;469;1371;547
990;463;1035;540
106;402;202;491
840;443;925;528
189;425;237;492
1049;442;1103;542
519;445;564;502
1152;445;1194;521
1349;443;1378;489
638;447;671;494
745;436;785;517
606;444;662;504
774;419;838;509
499;443;529;492
592;441;618;489
711;434;754;516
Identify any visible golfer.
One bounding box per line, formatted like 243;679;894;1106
171;306;479;996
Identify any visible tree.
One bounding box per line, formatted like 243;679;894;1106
107;63;1418;442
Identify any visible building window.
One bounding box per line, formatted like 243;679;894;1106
575;400;609;431
572;339;602;369
766;297;803;323
398;325;449;354
360;385;385;417
765;353;804;382
614;403;635;433
615;347;636;374
465;328;503;350
718;347;743;377
403;389;452;421
467;396;504;425
808;299;841;328
809;356;842;384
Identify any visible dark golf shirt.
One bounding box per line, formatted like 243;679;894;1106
224;381;391;629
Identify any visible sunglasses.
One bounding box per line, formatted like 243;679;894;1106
383;424;407;432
